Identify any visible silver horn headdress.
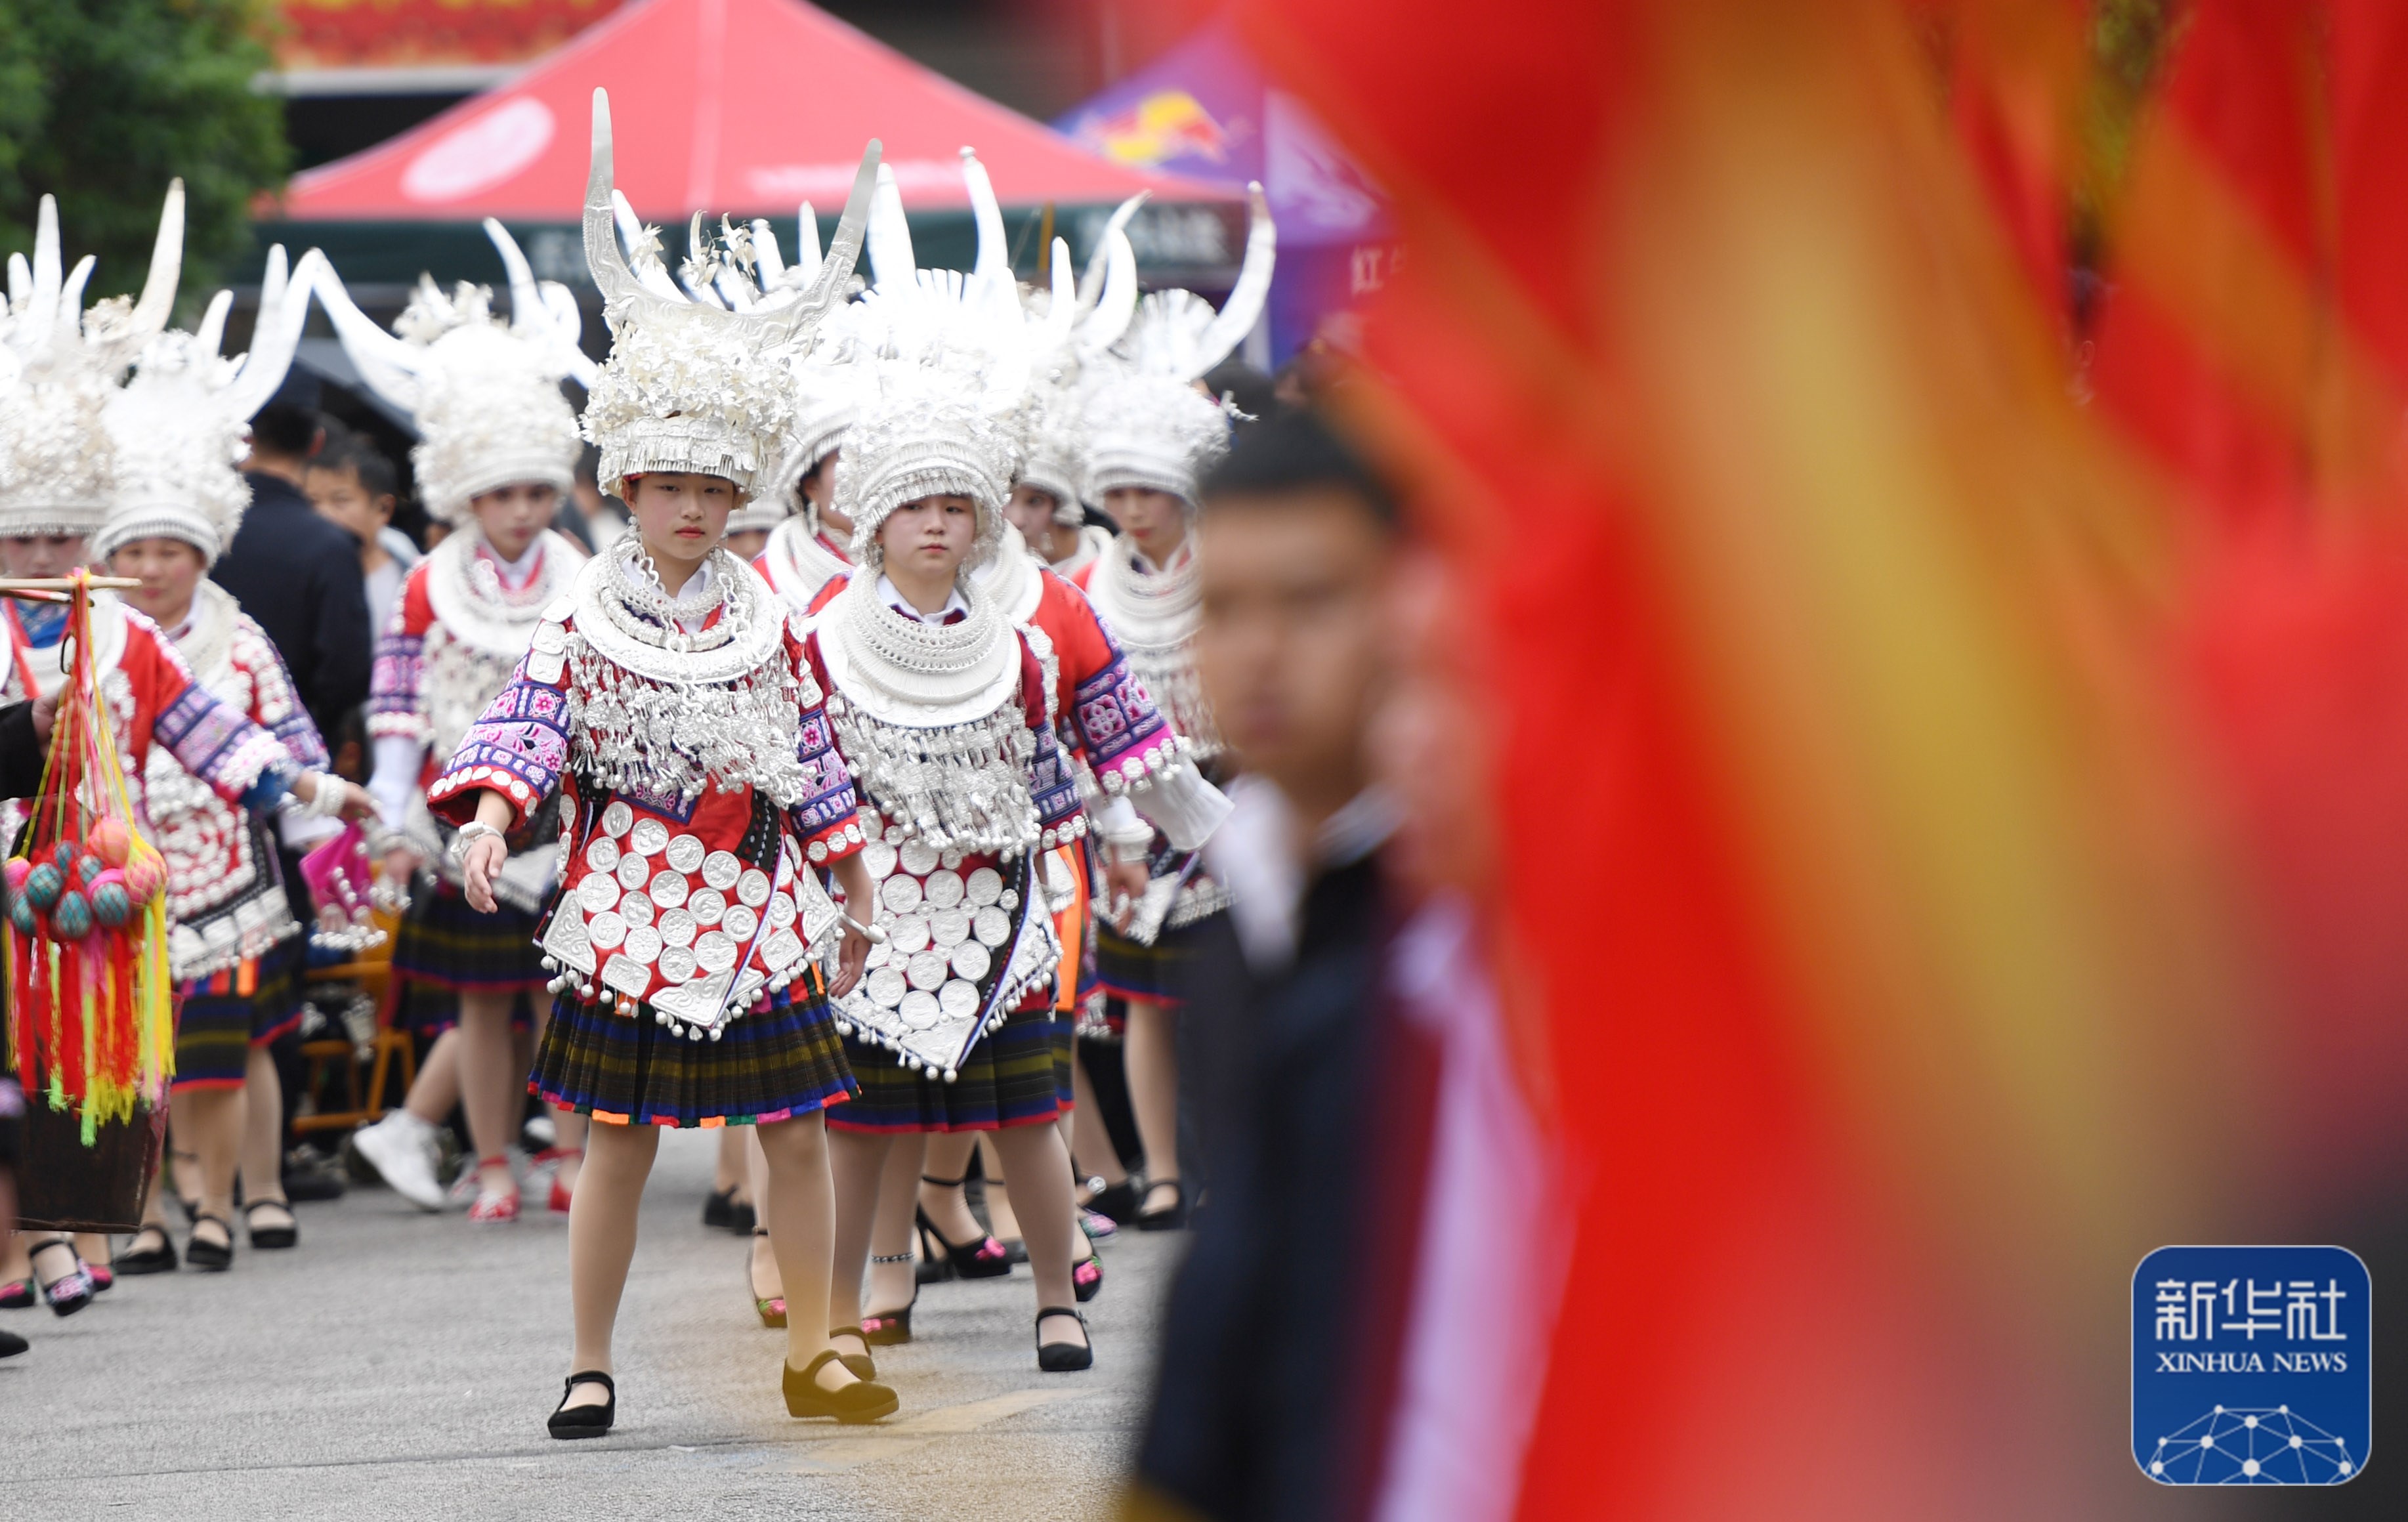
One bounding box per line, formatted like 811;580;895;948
312;220;594;526
1082;184;1276;509
751;205;870;532
0;184;188;538
829;152;1051;574
96;238;324;565
578;88;878;499
980;167;1136;526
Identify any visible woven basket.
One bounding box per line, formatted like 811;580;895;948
14;1098;163;1233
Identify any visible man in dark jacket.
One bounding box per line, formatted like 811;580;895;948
1133;412;1420;1522
212;404;371;1201
212;403;373;738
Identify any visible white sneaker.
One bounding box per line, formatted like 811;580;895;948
354;1112;445;1211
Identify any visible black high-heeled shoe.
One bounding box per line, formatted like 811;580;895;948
782;1349;898;1422
186;1214;234;1272
1035;1306;1093;1372
1133;1179;1189;1231
826;1326;877;1381
914;1174;1011;1279
549;1370;616;1439
863;1251;917;1344
112;1226;178;1277
29;1240;93;1317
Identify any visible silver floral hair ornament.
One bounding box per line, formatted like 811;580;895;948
312;221;596;526
579;88;879;501
0;185;188;539
96;240;324;565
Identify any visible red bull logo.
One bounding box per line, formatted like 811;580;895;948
1084;91;1229;168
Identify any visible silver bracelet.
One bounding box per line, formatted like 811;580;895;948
302;773;347;819
450;820;504;861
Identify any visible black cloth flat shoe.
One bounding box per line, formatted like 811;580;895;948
1035;1307;1093;1372
782;1350;898;1423
1085;1179;1141;1224
30;1241;93;1317
1133;1180;1189;1231
0;1327;26;1358
113;1227;178;1276
0;1279;32;1309
186;1215;234;1272
281;1154;347;1203
826;1326;877;1382
243;1198;299;1250
548;1370;616;1439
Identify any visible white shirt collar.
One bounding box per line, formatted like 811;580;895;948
876;574;969;623
478;532;546;588
1203;780;1396;975
620;543;719;631
1130;534;1194;577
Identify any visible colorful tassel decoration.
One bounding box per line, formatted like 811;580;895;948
3;572;174;1143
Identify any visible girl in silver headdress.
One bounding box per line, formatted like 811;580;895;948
439;91;895;1437
0;191;372;1290
312;230;597;1225
799;367;1108;1373
1071;198;1273;1232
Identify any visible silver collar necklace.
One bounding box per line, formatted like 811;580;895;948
820;569;1022;728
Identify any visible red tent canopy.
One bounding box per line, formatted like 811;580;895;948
280;0;1221;221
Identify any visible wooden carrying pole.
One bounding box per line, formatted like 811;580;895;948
0;576;142;604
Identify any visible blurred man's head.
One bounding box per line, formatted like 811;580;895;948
247;403;323;485
306;442;398;559
1194;412;1400;826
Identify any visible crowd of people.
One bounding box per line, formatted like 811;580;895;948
0;89;1449;1519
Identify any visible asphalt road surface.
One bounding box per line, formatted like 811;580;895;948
3;1128;1175;1520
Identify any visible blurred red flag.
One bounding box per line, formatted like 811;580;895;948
1232;0;2184;1515
1217;0;2408;1513
2088;0;2408;1171
1917;0;2087;328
